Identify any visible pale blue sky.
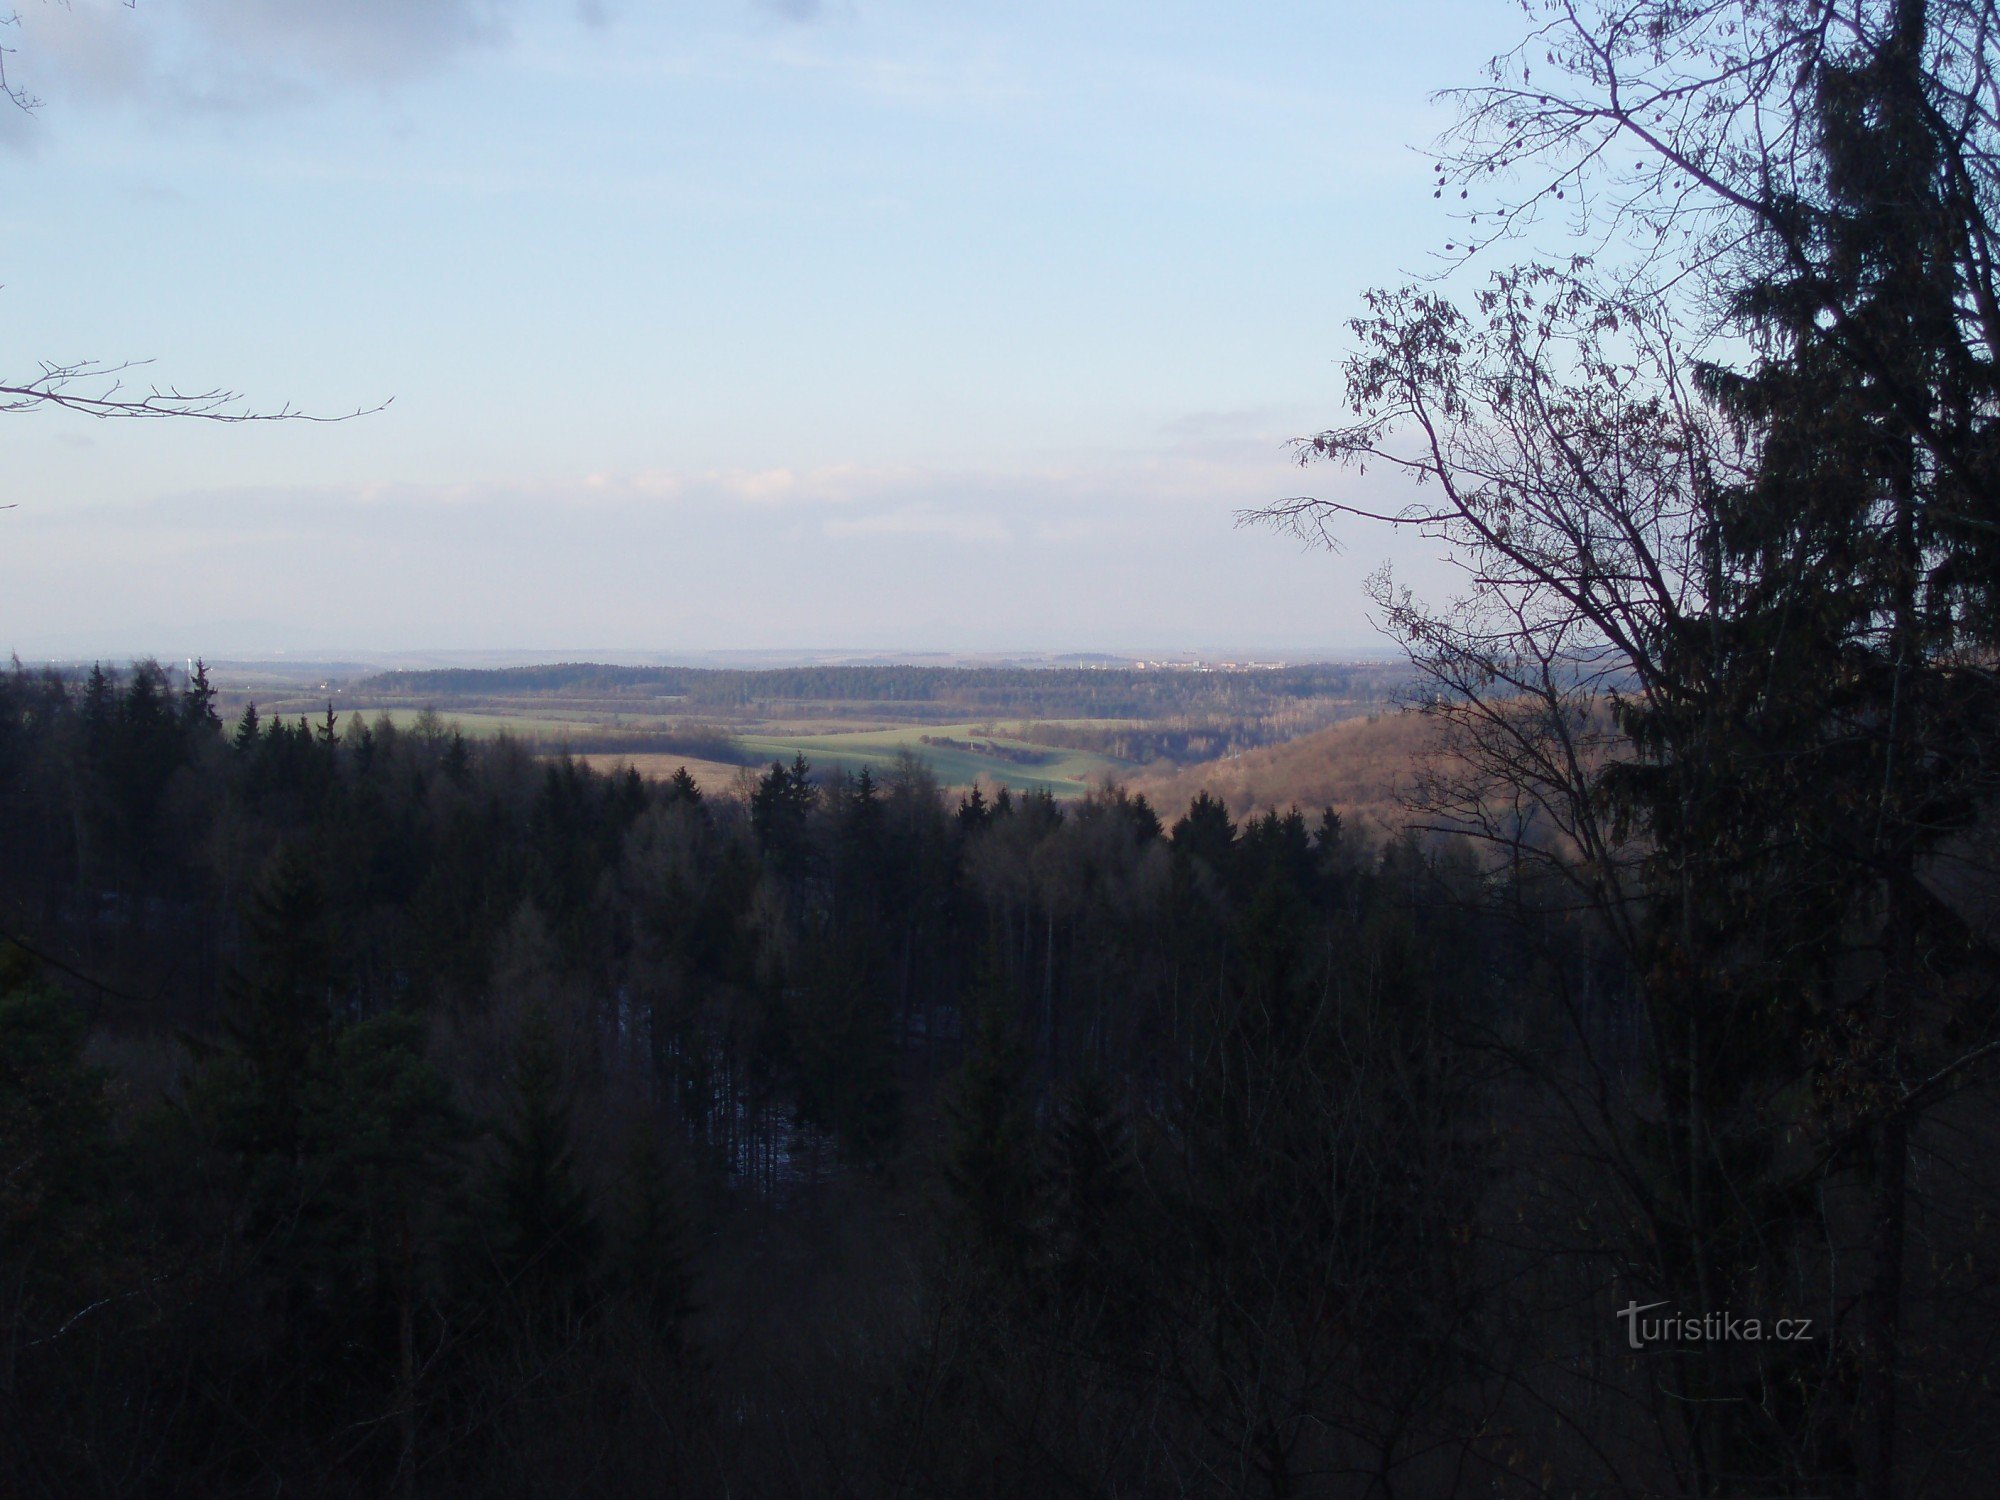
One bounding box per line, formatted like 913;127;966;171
2;1;1517;659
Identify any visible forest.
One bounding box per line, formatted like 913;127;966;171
10;0;2000;1496
1;634;1992;1497
1;657;1521;1496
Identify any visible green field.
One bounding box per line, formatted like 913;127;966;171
306;707;583;739
735;723;1137;796
301;708;1138;796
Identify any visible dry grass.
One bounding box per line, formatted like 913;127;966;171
564;753;753;797
1131;710;1443;835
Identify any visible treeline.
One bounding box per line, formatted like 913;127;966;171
914;733;1052;765
5;655;1996;1497
1016;713;1353;766
356;661;1402;720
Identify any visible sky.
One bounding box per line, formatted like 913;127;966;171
1;0;1523;661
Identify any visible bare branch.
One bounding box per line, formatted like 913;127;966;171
0;358;389;423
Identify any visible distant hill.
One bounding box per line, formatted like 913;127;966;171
1133;710;1441;834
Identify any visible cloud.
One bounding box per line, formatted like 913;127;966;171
188;0;515;85
1160;406;1312;443
729;467;799;503
823;508;1008;543
10;0;518;119
0;447;1449;657
755;0;830;22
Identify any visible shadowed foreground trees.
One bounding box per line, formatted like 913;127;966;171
6;4;2000;1493
1251;3;2000;1495
2;648;1997;1494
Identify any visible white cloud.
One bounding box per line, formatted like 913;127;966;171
823;507;1008;543
0;442;1449;657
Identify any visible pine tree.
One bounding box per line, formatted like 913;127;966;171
297;1012;464;1487
607;1121;697;1354
210;844;341;1161
1624;18;2000;1486
942;980;1040;1279
834;765;888;938
791;943;902;1169
347;714;377;774
749;754;815;879
0;948;118;1348
1171;791;1237;888
1237;807;1316;904
80;663;114;750
1045;1071;1136;1315
181;658;221;732
441;728;471;787
484;1004;599;1321
956;785;990;833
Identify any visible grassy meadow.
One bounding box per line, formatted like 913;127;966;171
732;724;1135;795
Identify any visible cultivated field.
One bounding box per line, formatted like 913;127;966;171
212;659;1412;801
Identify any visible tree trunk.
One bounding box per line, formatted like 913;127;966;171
396;1203;418;1500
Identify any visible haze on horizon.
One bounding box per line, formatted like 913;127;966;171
2;1;1515;661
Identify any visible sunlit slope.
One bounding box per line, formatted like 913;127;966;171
1133;711;1440;831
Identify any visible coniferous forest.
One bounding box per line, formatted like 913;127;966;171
2;661;1518;1497
11;2;2000;1497
3;644;1995;1497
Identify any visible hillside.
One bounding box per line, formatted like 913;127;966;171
578;712;1444;812
1133;709;1442;832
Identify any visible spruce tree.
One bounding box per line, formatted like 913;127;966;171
942;979;1040;1280
955;785;989;833
484;1004;599;1323
1045;1070;1136;1315
1170;791;1236;885
181;658;220;732
0;949;117;1348
749;754;816;881
1600;14;2000;1487
298;1012;464;1483
607;1121;697;1355
79;663;114;750
210;844;341;1161
441;728;471;787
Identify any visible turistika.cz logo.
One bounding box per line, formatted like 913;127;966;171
1616;1301;1815;1350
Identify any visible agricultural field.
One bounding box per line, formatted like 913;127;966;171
733;724;1135;796
210;658;1409;799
